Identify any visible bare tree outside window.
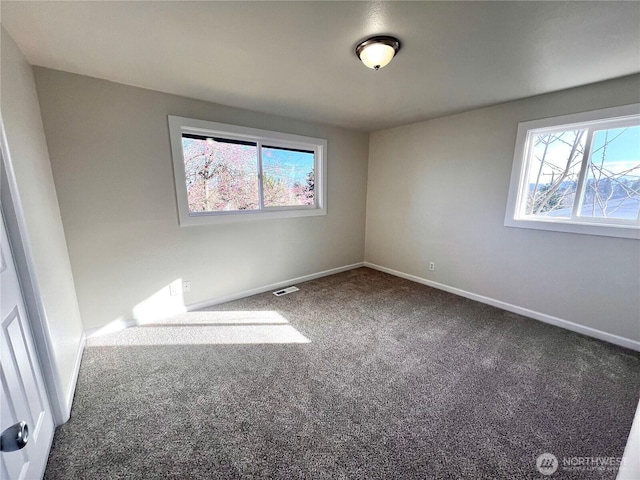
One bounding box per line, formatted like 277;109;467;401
526;129;585;216
582;126;640;220
524;125;640;221
505;105;639;239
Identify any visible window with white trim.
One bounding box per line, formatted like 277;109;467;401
505;104;640;239
168;116;327;225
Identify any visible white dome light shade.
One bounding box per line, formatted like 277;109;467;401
355;36;401;70
359;43;395;70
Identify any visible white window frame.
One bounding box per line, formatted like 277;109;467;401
168;116;327;226
504;103;640;240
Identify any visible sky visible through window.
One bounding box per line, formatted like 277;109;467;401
590;126;640;174
262;147;314;184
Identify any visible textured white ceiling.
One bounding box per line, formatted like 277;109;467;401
2;1;639;131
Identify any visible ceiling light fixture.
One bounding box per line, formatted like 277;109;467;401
355;35;401;70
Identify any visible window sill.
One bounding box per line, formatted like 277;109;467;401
178;207;327;226
504;217;640;240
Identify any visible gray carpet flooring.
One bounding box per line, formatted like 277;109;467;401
45;268;640;479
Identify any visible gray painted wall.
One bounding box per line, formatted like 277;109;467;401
1;28;85;419
34;68;369;331
365;74;640;343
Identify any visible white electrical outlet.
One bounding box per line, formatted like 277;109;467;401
169;283;180;296
183;281;191;293
429;262;435;271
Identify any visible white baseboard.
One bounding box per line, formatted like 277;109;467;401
85;318;138;338
364;262;640;352
60;332;85;424
188;262;365;311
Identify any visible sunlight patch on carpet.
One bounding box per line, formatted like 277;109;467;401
87;311;310;346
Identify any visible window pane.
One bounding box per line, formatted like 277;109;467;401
523;129;586;217
182;136;259;213
262;146;315;207
579;126;640;220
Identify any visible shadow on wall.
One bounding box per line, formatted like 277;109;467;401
87;280;310;346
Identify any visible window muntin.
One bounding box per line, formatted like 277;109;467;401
169;116;327;225
505;104;640;239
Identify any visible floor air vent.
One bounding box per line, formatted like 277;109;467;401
273;286;299;296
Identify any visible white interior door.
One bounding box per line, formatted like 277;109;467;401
0;206;54;479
